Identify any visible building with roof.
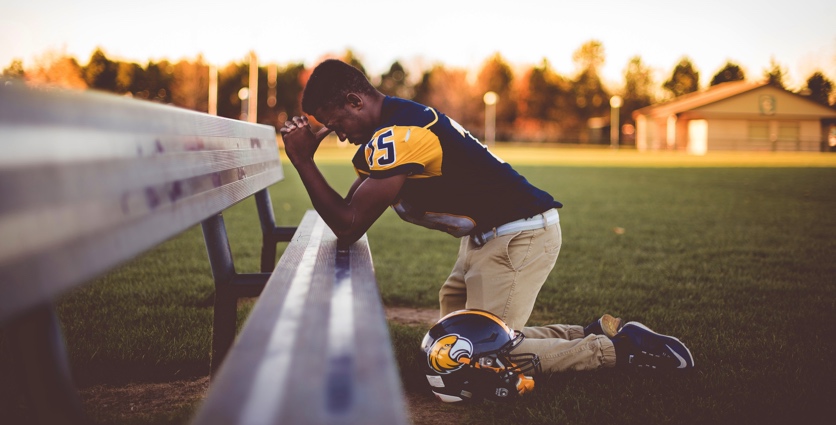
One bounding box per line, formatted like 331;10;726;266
632;81;836;154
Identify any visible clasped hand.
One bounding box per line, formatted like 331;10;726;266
279;116;333;165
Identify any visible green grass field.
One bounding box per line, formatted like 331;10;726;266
2;147;835;424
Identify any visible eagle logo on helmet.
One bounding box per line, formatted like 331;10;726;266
428;334;474;374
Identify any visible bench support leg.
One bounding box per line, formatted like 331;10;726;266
202;194;299;378
5;304;86;425
255;189;297;272
255;189;278;273
201;213;239;377
201;212;275;377
210;286;237;378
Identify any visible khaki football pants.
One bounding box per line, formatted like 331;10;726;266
439;222;616;373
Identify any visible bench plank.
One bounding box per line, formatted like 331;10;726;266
193;211;409;425
0;84;282;323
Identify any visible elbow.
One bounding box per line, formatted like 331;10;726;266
318;207;374;249
333;228;363;248
327;218;363;248
329;211;367;247
336;234;360;251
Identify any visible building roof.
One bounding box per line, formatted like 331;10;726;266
633;81;836;119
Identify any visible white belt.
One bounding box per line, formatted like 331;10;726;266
471;208;560;247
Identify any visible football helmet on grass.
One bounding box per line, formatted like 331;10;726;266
420;309;541;403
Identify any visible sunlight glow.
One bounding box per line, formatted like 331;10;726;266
0;0;833;89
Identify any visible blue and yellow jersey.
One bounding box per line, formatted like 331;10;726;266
352;97;561;237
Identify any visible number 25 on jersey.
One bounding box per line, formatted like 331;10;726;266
367;129;396;167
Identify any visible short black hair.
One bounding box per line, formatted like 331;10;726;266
301;59;375;115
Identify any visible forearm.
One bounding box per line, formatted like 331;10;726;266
292;159;366;244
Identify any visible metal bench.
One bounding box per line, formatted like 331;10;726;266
0;83;408;425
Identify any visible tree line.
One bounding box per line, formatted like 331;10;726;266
3;41;834;145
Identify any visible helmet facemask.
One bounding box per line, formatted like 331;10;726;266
466;331;541;376
464;331;541;399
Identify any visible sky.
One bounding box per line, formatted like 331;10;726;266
1;0;834;90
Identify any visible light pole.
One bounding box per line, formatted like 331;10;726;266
247;51;258;123
483;91;498;146
610;95;623;149
238;87;249;121
208;64;218;116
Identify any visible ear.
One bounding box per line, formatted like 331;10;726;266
345;93;363;109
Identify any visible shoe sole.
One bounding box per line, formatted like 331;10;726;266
621;321;695;369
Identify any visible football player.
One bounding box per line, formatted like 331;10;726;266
280;59;693;378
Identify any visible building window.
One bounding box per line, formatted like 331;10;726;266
749;121;769;140
777;122;799;140
775;121;800;151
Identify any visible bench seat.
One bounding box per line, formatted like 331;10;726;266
193;211;408;425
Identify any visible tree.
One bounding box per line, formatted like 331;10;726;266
120;62;146;96
83;48;118;92
115;61;133;93
2;59;24;79
623;56;654;105
412;69;433;106
128;63;151;99
710;61;746;86
476;53;517;139
377;61;413;99
272;62;306;124
412;64;479;132
572;40;605;74
25;49;86;89
663;58;700;98
341;50;367;77
518;59;560;122
515;59;573;142
570;41;610;142
148;61;175;103
572;69;609;117
804;71;833;106
763;57;787;88
134;60;174;103
171;57;209;111
217;61;248;119
622;56;655;122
